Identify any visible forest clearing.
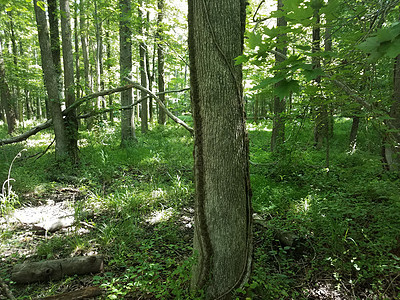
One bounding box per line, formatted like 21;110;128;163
1;0;400;299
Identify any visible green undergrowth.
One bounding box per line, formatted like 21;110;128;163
0;118;399;299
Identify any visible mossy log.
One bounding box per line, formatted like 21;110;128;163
11;256;104;284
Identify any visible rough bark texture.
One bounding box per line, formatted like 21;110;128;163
60;0;79;163
34;0;69;158
157;0;166;125
48;0;63;97
11;256;104;284
188;0;252;298
119;0;136;143
271;0;287;152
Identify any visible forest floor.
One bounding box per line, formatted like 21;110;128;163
0;119;400;299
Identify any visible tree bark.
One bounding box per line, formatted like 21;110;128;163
48;0;63;98
188;0;252;298
349;116;360;153
119;0;136;144
0;40;17;134
384;52;400;170
33;0;69;158
60;0;79;163
80;0;91;94
271;0;287;152
312;1;327;149
139;0;148;133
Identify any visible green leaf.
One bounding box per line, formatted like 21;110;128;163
247;32;262;50
275;79;300;98
303;68;325;81
37;1;46;11
253;74;286;90
234;55;248;66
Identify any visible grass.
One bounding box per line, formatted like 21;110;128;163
0;117;399;299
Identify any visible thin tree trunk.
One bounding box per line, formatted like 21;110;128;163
80;0;90;94
33;0;69;158
60;0;79;164
120;0;136;144
188;0;252;298
271;0;287;152
0;40;16;134
312;1;327;149
139;0;148;133
349;116;360;153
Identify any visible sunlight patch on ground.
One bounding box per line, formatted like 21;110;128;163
25;132;53;147
151;188;166;199
247;123;272;132
145;208;174;225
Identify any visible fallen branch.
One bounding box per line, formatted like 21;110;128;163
11;256;104;284
37;286;103;300
125;78;194;135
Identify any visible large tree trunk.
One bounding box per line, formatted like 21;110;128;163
48;0;63;98
119;0;136;143
60;0;79;164
33;0;69;158
188;0;252;298
271;0;287;152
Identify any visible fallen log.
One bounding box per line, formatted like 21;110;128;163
11;256;104;284
36;286;103;300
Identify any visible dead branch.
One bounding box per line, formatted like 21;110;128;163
0;84;135;146
125;78;194;135
36;286;103;300
0;83;192;146
11;256;104;284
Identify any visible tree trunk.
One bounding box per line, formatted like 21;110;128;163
139;0;148;133
119;0;136;144
0;40;17;134
60;0;79;164
312;1;327;149
33;0;69;158
384;52;400;170
188;0;252;298
271;0;287;152
80;0;91;94
349;116;360;153
48;0;63;99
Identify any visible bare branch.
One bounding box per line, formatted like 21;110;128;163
125;78;194;134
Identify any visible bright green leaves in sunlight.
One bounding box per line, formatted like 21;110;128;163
358;22;400;60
